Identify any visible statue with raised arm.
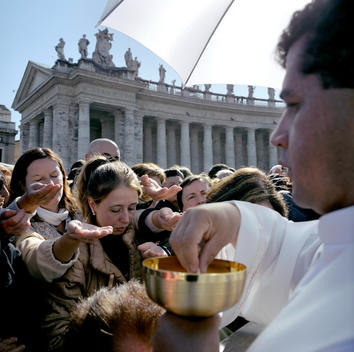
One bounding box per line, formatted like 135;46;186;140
125;48;133;69
130;56;141;78
55;38;66;60
159;64;166;83
78;34;90;59
92;28;115;66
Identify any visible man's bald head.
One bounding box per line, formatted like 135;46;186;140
85;138;120;161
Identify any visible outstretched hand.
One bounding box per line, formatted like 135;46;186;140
169;202;240;273
0;337;25;352
152;207;182;231
65;220;113;243
140;175;182;201
138;242;168;258
0;209;31;237
17;182;62;213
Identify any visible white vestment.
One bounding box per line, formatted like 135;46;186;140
220;201;354;351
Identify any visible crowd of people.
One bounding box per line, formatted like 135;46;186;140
1;0;353;351
0;136;315;352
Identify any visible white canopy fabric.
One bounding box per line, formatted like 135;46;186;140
98;0;310;89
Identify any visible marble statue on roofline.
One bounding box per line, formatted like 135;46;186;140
226;84;234;95
92;28;115;67
159;64;166;83
131;57;141;78
248;85;255;98
78;34;90;59
125;48;133;69
268;87;275;100
55;38;66;60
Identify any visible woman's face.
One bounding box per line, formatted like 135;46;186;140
89;186;138;235
182;180;209;211
25;157;64;212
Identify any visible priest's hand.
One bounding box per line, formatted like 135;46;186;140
170;202;240;273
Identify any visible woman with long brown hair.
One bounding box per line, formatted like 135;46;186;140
9;148;111;282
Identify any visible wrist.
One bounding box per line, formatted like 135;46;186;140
151;211;159;227
63;232;80;243
17;196;37;214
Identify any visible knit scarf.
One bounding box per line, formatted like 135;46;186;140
36;207;69;226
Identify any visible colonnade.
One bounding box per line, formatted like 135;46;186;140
142;118;278;173
20;101;278;173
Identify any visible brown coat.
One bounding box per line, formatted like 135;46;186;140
42;226;143;351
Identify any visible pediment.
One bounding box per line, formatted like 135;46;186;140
12;61;53;110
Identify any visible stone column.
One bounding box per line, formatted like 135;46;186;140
269;130;278;168
167;124;177;167
143;120;153;163
180;121;191;168
203;124;213;173
52;100;70;170
156;117;167;169
247;127;257;167
225;126;235;168
235;130;244;169
213;128;221;164
135;111;144;164
38;120;44;147
28;119;39;149
114;110;124;157
19;123;29;154
124;108;136;166
77;100;90;160
191;127;200;173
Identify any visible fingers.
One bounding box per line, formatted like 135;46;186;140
0;209;17;219
199;236;223;273
170;210;204;273
158;208;182;231
0;209;30;236
140;174;150;186
74;226;113;240
165;184;182;197
0;337;25;352
36;184;62;202
137;242;154;251
138;242;167;258
20;183;62;212
66;220;113;241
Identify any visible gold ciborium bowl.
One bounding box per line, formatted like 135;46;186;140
143;256;247;317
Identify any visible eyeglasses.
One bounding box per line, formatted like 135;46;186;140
102;153;119;161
